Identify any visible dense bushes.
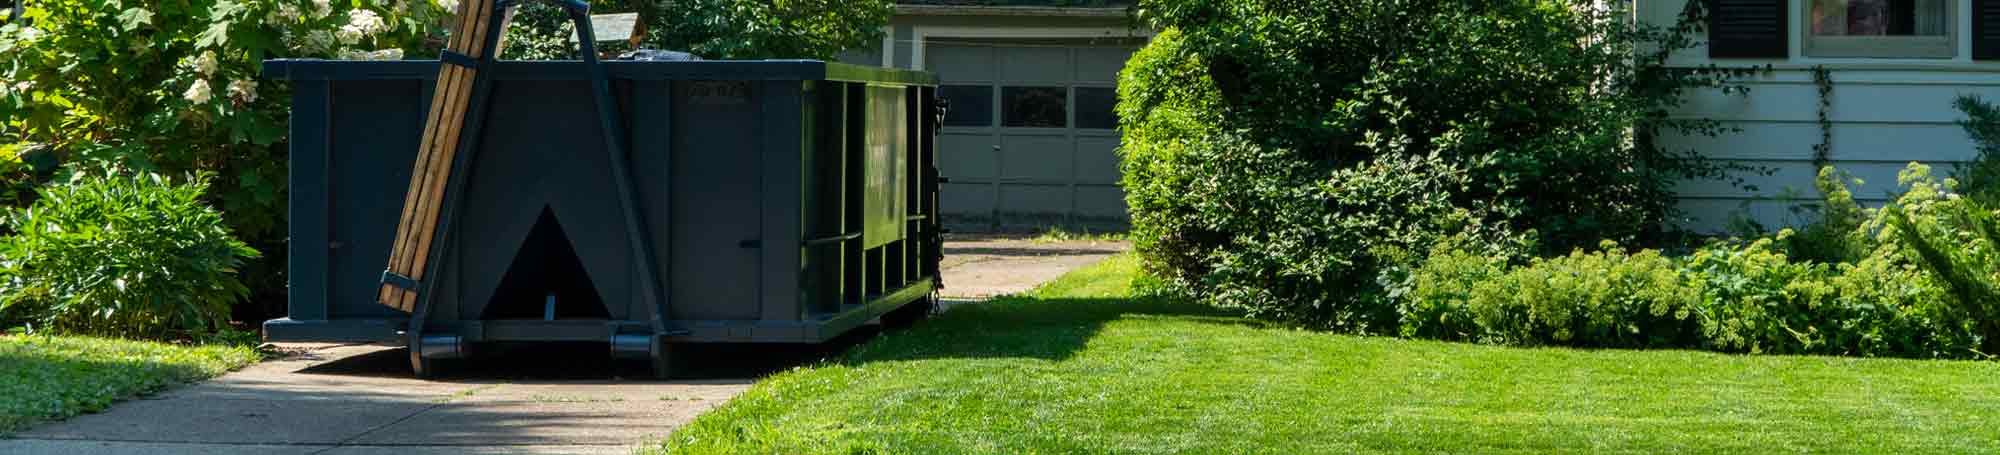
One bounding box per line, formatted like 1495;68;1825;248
1398;164;1994;359
1;0;449;318
1120;0;1737;330
0;167;258;339
503;0;889;61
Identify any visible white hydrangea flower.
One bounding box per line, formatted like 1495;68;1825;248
335;9;386;45
17;27;41;42
348;9;386;34
267;3;301;25
228;79;258;103
339;48;404;61
303;30;336;52
335;28;363;45
193;51;219;76
184;80;213;104
312;0;332;17
436;0;459;14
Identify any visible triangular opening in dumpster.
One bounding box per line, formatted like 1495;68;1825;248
481;206;612;320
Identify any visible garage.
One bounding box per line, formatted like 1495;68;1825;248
923;38;1143;232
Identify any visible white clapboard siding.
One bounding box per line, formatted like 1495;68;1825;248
1634;0;2000;232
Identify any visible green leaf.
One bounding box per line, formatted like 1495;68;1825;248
117;8;154;32
195;22;229;49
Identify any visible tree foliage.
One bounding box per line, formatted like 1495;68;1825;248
1119;0;1746;329
0;0;449;313
505;0;890;60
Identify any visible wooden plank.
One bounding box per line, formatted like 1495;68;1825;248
378;0;505;311
380;0;479;307
398;0;503;311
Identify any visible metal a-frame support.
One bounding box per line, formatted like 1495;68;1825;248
399;0;677;378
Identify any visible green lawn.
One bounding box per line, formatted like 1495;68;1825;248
0;335;259;434
657;253;2000;454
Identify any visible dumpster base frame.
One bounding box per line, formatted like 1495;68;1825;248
263;278;935;345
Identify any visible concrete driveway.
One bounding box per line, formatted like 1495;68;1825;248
1;236;1129;454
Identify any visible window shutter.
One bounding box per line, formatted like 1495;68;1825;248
1707;0;1787;59
1978;0;2000;60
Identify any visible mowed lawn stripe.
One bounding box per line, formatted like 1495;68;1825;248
657;254;2000;454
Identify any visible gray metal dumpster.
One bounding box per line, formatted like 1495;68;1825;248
261;59;943;377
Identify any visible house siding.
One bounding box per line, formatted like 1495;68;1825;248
1641;0;2000;232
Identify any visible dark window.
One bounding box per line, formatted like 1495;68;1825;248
1002;86;1067;128
1074;87;1118;130
938;85;993;127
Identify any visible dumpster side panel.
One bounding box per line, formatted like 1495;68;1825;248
759;81;805;325
662;81;764;321
861;85;908;249
327;79;427;320
449;80;636;322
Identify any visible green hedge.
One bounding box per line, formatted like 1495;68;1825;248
1398;164;1995;359
1119;0;1737;330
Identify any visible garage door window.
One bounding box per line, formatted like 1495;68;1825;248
939;85;994;127
1002;86;1068;128
1074;87;1118;130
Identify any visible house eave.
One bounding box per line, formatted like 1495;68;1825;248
894;5;1130;19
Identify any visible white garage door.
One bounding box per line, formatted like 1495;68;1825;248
927;38;1141;232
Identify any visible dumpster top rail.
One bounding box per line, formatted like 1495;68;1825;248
263;59;939;86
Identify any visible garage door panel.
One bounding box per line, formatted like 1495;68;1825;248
1000;135;1073;180
1074;47;1134;83
1074;137;1121;184
999;47;1072;83
941;182;995;216
998;185;1070;229
929;44;994;83
939;133;995;178
926;40;1142;231
1076;186;1129;221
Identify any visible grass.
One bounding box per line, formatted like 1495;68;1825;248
0;335;259;434
1029;227;1129;244
656;254;2000;454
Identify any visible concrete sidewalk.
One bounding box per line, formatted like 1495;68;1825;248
5;343;752;454
1;236;1129;454
937;234;1129;302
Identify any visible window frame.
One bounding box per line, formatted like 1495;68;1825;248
1801;0;1958;59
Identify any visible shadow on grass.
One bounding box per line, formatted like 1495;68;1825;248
836;296;1259;366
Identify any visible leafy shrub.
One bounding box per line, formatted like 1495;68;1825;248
1121;0;1743;329
1398;163;1995;359
1953;94;2000;204
0;167;259;339
503;0;890;61
1;0;450;315
1402;242;1700;348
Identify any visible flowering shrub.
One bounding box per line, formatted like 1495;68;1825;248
0;0;449;311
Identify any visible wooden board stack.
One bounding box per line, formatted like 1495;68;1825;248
378;0;508;311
